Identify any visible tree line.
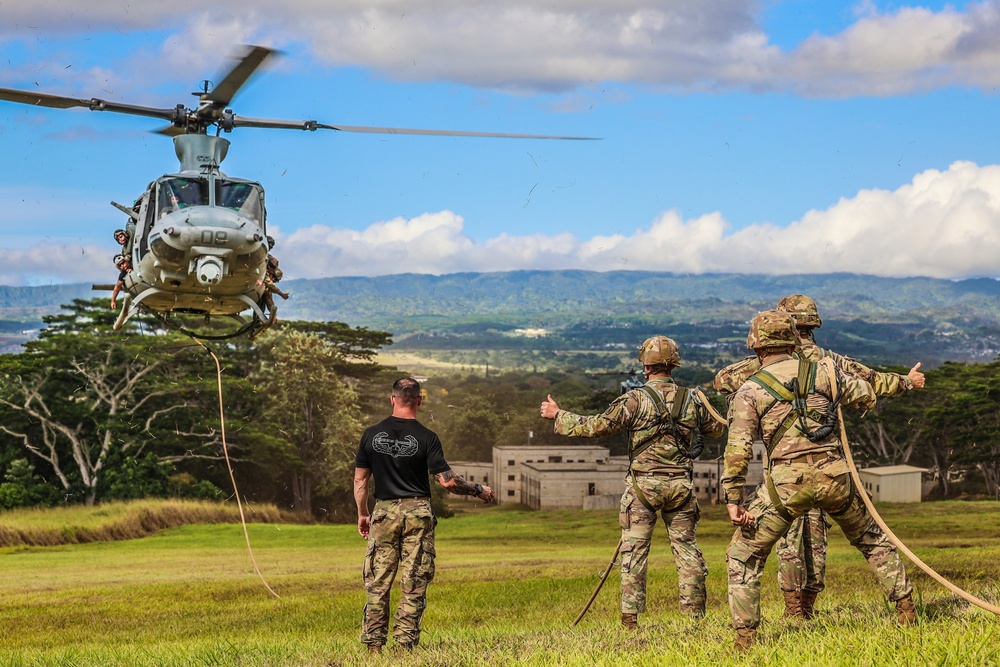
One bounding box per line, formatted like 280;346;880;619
0;299;996;521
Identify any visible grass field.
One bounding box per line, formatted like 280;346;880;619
1;500;999;666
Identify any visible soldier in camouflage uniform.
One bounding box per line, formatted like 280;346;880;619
354;378;495;655
541;336;726;628
714;295;924;620
722;311;915;651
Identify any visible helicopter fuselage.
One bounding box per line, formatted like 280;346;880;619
123;136;269;317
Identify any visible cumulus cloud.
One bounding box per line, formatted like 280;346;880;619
3;160;998;285
280;161;1000;280
4;1;1000;96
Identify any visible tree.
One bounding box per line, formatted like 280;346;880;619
252;330;364;515
0;301;204;505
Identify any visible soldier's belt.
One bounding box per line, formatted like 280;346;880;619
632;470;689;478
771;450;836;466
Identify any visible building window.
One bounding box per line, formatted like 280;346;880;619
469;475;475;482
507;490;515;497
548;456;562;463
588;483;596;496
508;475;515;481
508;460;515;466
483;475;488;483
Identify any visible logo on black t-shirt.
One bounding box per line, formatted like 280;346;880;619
372;432;419;458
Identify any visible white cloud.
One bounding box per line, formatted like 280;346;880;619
5;1;1000;96
3;160;998;285
279;160;1000;280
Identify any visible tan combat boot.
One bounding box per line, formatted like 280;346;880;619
621;613;638;630
896;594;917;625
733;628;757;652
801;591;818;620
782;590;804;618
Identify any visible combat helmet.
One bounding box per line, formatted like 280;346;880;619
637;335;682;368
776;294;822;328
113;254;127;267
746;310;797;350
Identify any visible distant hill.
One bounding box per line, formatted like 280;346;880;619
271;271;1000;325
2;271;999;366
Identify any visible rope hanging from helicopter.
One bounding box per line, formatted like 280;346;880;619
190;336;279;599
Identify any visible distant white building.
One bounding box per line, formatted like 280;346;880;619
492;445;613;504
452;441;768;510
521;460;628;510
858;465;927;503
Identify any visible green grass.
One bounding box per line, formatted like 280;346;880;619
0;500;999;665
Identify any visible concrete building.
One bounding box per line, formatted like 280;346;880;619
480;441;768;510
521;460;629;510
858;465;927;503
492;445;612;505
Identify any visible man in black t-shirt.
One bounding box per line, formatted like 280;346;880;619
354;377;494;655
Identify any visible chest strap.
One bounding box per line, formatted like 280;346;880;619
748;359;831;455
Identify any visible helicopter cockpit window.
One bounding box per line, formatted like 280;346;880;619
217;181;263;223
158;178;209;217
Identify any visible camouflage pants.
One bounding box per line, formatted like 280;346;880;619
777;508;829;594
360;497;436;647
619;473;708;617
726;457;912;630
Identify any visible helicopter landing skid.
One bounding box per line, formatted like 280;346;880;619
116;289;278;341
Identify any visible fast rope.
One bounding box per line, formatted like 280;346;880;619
194;337;280;599
825;357;1000;616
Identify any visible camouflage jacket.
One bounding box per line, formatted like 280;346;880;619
553;377;725;475
713;339;912;397
720;354;876;504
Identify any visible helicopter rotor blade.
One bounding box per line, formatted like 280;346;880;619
0;87;178;121
0;88;91;109
204;45;276;108
229;114;599;140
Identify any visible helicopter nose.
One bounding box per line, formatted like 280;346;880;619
195;256;225;285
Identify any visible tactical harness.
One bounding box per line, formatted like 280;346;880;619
748;357;844;522
627;384;706;513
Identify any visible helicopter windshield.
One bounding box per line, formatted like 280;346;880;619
158;178;209;217
217;180;264;223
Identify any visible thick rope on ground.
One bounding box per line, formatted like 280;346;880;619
825;357;1000;616
195;337;280;599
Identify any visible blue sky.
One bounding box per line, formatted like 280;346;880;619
1;1;999;285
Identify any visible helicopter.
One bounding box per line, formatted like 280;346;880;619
0;45;595;340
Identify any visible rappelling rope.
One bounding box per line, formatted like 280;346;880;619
824;357;1000;616
194;337;280;599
